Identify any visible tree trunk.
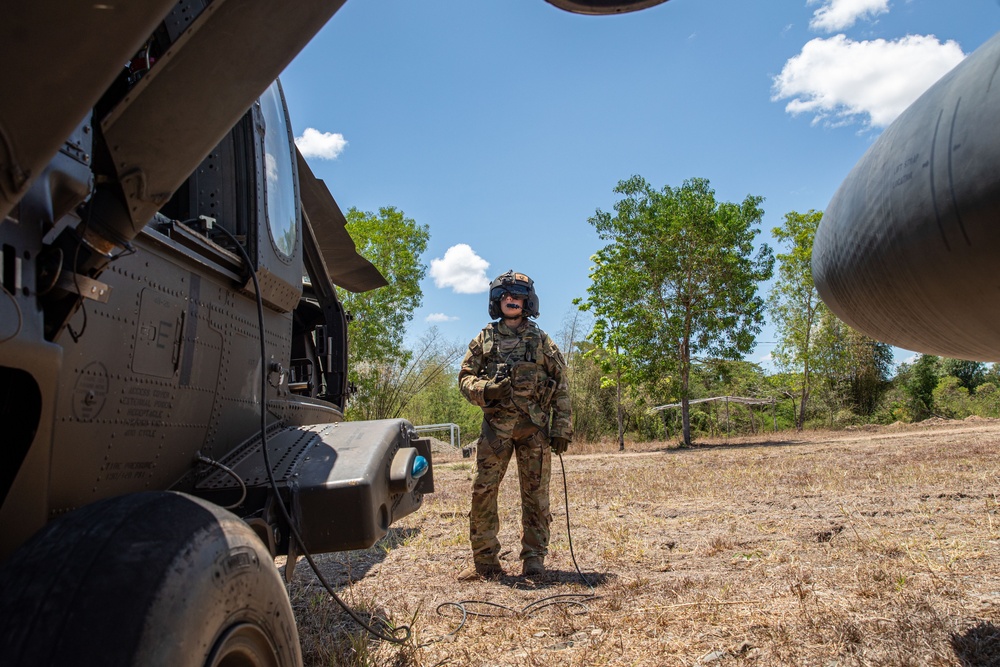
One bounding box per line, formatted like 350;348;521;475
680;348;692;446
616;354;625;452
681;395;691;446
681;320;693;447
797;365;810;431
797;392;808;430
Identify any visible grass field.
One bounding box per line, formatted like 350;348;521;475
284;417;1000;666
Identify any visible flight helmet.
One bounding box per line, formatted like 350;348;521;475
488;270;539;319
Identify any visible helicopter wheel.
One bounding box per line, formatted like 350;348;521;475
0;491;301;667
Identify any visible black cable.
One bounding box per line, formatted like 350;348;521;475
211;221;410;644
0;284;23;344
66;220;89;343
432;451;598;639
195;454;247;510
557;451;595;590
65;206;134;342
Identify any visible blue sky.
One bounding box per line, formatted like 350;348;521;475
279;0;1000;368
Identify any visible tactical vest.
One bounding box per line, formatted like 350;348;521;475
482;322;557;424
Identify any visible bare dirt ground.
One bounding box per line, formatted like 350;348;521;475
284;417;1000;666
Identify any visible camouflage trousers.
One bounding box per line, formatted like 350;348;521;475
470;422;552;565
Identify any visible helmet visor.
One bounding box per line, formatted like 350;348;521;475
491;284;529;301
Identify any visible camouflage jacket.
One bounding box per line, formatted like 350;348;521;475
458;320;572;441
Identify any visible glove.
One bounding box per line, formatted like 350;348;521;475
483;376;511;401
550;437;570;455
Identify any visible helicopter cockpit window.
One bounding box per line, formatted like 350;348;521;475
259;81;297;260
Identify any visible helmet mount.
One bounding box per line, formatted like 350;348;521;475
488;270;540;319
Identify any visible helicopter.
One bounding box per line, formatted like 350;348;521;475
0;0;667;665
813;30;1000;362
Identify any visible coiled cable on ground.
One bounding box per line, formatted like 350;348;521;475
432;451;598;639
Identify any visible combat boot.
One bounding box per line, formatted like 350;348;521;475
522;556;545;576
457;562;504;581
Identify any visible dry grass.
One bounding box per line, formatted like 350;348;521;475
282;417;1000;666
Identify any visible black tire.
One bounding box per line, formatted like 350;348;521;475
0;491;301;667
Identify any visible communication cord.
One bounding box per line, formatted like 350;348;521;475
0;285;23;344
195;454;247;509
432;451;598;639
212;221;411;644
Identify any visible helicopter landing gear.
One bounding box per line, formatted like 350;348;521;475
0;491;301;667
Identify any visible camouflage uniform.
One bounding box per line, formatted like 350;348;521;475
458;319;572;566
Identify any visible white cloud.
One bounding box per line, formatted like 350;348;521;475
426;313;459;323
429;244;491;294
809;0;889;33
265;153;278;185
294;128;348;159
772;34;965;128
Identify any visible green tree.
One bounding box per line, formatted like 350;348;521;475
564;339;619;442
845;332;894;416
941;358;987;392
338;206;429;417
581;176;774;446
768;209;825;430
932;376;973;419
557;307;619;444
693;360;772;436
349;327;463;422
904;354;941;421
810;311;849;425
766;372;806;430
972;381;1000;417
400;331;481;444
578;315;634;451
811;311;894;425
983;362;1000;387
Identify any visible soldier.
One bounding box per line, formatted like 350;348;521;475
457;270;572;580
